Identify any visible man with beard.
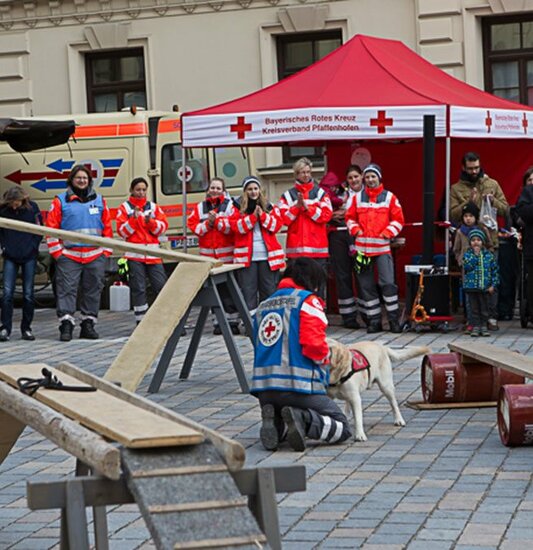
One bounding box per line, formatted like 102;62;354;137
449;152;509;331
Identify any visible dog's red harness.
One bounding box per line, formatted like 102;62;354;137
329;349;370;387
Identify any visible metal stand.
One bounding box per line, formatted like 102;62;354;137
148;269;253;394
28;463;306;550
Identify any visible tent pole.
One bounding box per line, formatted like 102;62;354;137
422;115;436;265
181;146;188;253
445;136;451;271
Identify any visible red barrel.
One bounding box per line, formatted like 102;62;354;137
498;385;533;446
421;353;524;403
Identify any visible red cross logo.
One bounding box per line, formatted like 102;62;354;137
523;113;529;135
370;110;393;134
230;116;252;139
485;110;492;133
264;321;277;338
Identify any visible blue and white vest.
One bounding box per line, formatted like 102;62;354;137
252;287;329;395
58;193;104;249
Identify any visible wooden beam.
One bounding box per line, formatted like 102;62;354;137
57;361;246;472
104;261;212;392
405;400;496;410
448;342;533;378
0;410;25;466
0;217;218;265
0;364;204;449
0;381;121;479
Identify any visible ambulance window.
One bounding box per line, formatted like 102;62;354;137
161;144;208;195
213;148;250;189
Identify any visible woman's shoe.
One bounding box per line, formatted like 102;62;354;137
21;330;35;341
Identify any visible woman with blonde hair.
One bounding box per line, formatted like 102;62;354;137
0;186;42;341
231;176;285;312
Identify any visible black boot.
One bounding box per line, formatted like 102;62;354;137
230;323;241;336
281;407;309;452
260;404;279;451
79;319;99;340
389;319;402;333
59;320;73;342
343;317;361;330
367;320;383;334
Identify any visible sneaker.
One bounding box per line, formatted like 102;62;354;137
281;407;307;452
487;318;499;331
21;330;35;341
470;329;479;337
79;319;99;340
259;404;279;451
213;325;222;335
464;324;473;335
59;320;73;342
481;328;491;337
230;324;240;336
0;328;10;342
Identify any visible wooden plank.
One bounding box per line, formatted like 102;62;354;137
0;410;25;465
57;361;245;472
406;400;497;410
448;342;533;378
0;364;203;449
173;535;267;549
0;381;121;479
0;217;219;265
149;499;247;514
131;465;229;478
104;261;212;392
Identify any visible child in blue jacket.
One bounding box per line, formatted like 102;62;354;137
462;228;499;337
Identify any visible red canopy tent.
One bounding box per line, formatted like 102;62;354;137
181;34;533;290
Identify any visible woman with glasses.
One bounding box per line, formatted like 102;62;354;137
46;164;113;341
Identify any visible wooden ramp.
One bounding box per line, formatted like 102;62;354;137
0;364;203;449
105;262;212;392
448;342;533;378
122;444;267;550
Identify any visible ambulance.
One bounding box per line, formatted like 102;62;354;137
0;109;254;251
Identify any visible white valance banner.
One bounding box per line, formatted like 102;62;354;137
182;106;447;147
451;106;533;139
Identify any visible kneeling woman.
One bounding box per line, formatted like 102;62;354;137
252;257;352;451
116;177;169;324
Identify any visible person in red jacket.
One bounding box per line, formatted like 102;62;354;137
277;158;332;296
231;176;285;313
345;163;404;334
116;177;169;324
46;164;113;341
187;177;240;334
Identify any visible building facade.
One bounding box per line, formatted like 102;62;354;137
0;0;531;169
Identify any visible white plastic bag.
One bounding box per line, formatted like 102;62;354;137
480;195;497;231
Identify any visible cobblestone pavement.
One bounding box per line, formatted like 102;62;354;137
0;308;532;549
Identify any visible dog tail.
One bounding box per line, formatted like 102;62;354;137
387;346;431;363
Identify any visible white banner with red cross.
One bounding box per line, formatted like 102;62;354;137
181;106;447;147
451;106;533;139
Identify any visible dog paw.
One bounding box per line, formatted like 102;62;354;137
354;433;368;442
394;419;406;427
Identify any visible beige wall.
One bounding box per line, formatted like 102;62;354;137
0;0;530;166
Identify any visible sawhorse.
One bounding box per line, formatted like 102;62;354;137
148;266;253;394
27;461;306;550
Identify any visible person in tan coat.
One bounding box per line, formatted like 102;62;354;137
449;152;508;331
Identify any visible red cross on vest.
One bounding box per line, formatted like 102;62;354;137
230;116;252;139
523;113;529;135
264;320;277;337
370;110;393;134
485;110;492;133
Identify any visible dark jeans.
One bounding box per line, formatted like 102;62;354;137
465;290;489;330
1;258;37;334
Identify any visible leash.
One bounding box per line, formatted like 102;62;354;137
17;367;96;397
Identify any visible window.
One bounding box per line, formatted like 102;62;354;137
277;31;342;164
161;144;208;195
483;15;533;105
86;48;147;112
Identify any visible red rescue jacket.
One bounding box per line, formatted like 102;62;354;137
277;182;332;258
116;197;168;264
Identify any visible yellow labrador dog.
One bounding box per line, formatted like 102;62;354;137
327;338;430;441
